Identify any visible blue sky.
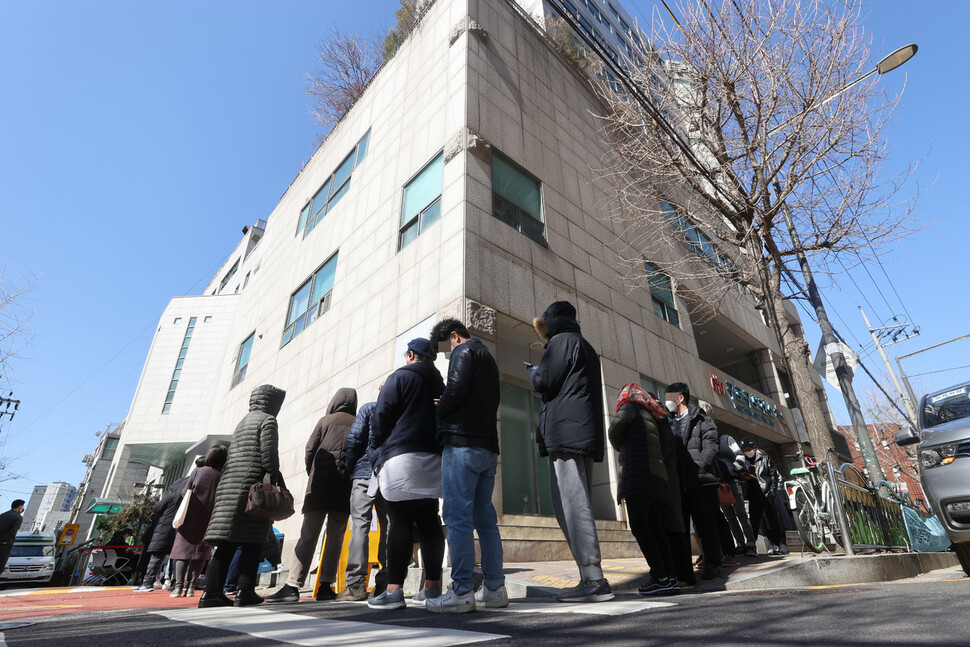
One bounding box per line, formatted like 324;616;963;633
0;1;966;505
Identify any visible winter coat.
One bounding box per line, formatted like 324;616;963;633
669;404;719;488
370;361;445;472
530;302;605;460
437;338;500;452
204;384;285;546
716;434;746;481
0;510;23;544
147;476;188;554
742;449;785;496
345;402;377;480
304;388;358;513
169;466;222;561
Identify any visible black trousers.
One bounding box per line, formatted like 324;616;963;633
716;507;737;555
747;485;783;546
385;498;444;586
668;531;695;585
625;493;675;581
682;485;722;566
204;541;261;594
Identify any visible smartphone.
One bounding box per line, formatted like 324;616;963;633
523;361;535;370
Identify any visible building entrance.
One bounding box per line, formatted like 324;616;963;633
499;382;553;516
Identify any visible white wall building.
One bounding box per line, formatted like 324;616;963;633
103;0;824;561
26;482;77;533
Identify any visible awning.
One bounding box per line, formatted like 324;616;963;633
85;498;129;514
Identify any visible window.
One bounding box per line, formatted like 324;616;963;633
399;153;443;249
662;200;739;282
644;262;679;326
101;437;119;461
219;260;239;292
174;317;182;324
231;333;255;388
204;316;212;323
297;130;371;238
281;253;338;347
162;316;196;413
491;152;545;244
639;375;669;402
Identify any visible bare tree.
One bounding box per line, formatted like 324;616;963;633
383;0;429;59
306;28;385;133
0;268;34;384
591;0;921;456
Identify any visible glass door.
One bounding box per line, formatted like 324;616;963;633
499;382;553;516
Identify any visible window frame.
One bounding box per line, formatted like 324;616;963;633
231;332;255;388
281;252;339;347
297;130;371;239
219;260;239;292
490;151;546;245
644;262;680;326
399;152;444;250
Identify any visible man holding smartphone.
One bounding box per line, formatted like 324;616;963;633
530;301;613;603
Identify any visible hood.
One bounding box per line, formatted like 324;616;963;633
327;387;358;416
250;384;286;416
533;300;581;342
920;416;970;448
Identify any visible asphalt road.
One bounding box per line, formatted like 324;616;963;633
3;570;967;647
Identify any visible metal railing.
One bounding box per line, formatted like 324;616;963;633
824;461;910;552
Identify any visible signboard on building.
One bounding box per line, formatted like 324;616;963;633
711;374;785;427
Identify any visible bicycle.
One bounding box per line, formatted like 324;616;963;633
784;449;843;553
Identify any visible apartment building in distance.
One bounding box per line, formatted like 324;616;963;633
101;0;827;561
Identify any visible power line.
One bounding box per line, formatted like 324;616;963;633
908;364;970;378
853;251;895;316
862;230;915;325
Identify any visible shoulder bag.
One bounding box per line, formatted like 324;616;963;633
244;473;295;522
172;469;202;529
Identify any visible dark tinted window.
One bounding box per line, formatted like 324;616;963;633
922;385;970;428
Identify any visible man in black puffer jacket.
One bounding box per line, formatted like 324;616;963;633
530;301;613;603
664;382;722;580
425;318;505;613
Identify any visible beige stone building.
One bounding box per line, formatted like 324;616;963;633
102;0;827;562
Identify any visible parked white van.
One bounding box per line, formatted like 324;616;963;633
0;532;57;585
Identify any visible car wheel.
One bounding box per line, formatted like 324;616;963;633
954;542;970;577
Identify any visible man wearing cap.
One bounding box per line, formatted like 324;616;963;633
366;338;447;610
530;301;613;603
0;499;25;575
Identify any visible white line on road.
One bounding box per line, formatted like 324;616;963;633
156;607;508;646
479;599;676;616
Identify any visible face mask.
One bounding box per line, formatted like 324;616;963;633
665;400;678;413
743;450;756;458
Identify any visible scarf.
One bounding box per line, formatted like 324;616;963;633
615;383;668;419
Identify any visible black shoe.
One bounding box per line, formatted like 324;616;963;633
264;584;300;604
700;564;722;580
315;584;337;601
234;590;265;607
638;577;680;597
198;591;234;608
556;578;614;603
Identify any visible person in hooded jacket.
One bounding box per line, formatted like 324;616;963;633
265;387;358;603
608;383;683;596
664;382;723;580
133;474;189;592
717;433;758;557
169;444;228;597
199;384;286;609
366;338;446;610
530;301;613;603
739;438;789;555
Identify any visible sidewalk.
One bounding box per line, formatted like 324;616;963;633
498;550;961;597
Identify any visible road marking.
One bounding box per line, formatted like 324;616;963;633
0;586;117;598
480;599;675;616
156;607;508;646
0;631;6;647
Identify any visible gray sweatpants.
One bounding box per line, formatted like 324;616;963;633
346;478;388;588
284;509;350;588
549;453;603;581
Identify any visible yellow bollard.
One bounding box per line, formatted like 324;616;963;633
312;508;383;597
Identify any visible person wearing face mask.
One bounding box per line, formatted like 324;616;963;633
738;438;789;555
663;382;723;580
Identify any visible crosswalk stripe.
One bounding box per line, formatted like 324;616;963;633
156;607;508;646
479;599;676;616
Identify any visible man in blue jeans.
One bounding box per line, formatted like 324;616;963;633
425;318;507;613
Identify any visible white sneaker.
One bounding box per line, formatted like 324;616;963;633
475;584;509;608
426;586;476;614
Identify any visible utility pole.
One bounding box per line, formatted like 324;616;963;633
775;184;884;481
859;307;919;426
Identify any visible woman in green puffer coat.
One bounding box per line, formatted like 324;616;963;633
199;384;286;608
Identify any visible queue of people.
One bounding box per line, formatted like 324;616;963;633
118;300;793;609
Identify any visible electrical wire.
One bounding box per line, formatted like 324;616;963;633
908;364;970;378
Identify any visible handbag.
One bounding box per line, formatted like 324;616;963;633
173;470;210;544
244;473;295;522
172;469;200;529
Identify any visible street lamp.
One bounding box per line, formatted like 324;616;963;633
776;43;918;481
